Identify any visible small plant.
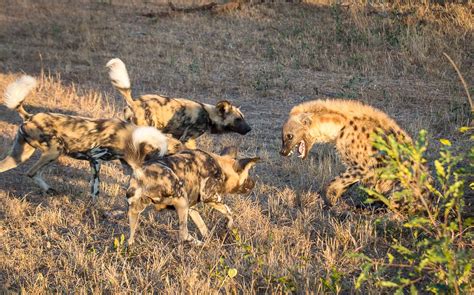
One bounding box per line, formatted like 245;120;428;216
113;234;126;255
210;256;238;289
321;267;343;294
353;130;473;294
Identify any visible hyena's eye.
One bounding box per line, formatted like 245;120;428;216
286;134;294;140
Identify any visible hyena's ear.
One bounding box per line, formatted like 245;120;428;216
221;146;238;158
216;100;232;115
233;157;260;173
300;113;312;126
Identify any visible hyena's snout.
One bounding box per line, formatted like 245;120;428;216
279;139;293;156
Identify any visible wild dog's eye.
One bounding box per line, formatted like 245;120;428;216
286;134;294;140
235;117;242;123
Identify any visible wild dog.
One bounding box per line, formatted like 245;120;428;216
125;145;259;245
0;75;182;199
106;58;251;147
280;99;413;206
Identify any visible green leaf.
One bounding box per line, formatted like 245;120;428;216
388;253;395;264
459;263;472;284
113;237;119;249
392;244;414;256
404;217;430;228
410;284;418;295
459;126;471;133
227;268;238;278
379;281;399;288
439;139;452;146
435;160;446;178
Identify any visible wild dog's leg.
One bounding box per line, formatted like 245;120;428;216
175;197;202;245
89;159;101;201
207;201;234;229
326;167;364;206
119;159;132;176
153;203;168;212
184;139;196;149
0;132;35;172
26;147;62;194
189;207;209;239
126;188;149;245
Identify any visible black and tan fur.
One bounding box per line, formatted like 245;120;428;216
125;146;259;245
0;76;182;199
106;58;251;146
280;99;413;206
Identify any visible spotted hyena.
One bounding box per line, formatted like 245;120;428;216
125;146;259;245
0;75;182;199
106;58;251;147
280;99;413;206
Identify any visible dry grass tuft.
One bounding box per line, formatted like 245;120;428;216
0;0;472;292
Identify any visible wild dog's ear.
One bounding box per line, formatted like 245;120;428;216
233;157;260;173
216;100;232;115
300;113;312;126
221;146;238;158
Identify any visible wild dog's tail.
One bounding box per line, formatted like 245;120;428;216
106;58;135;108
4;75;37;120
125;126;169;178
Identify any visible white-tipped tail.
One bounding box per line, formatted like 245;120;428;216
4;75;37;109
132;126;168;157
106;58;130;89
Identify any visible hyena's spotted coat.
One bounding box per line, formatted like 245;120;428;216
0;76;181;199
106;58;251;146
280;99;412;205
125;146;259;245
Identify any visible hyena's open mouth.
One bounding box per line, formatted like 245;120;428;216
288;140;306;158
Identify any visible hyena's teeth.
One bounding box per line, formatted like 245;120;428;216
288;150;294;156
298;140;306;156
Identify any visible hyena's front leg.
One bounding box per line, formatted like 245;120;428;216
89;159;101;201
207;201;234;230
326;167;364;206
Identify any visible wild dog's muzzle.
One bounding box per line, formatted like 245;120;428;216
235;121;251;135
235;178;256;194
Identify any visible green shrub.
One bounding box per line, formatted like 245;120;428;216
353;129;473;294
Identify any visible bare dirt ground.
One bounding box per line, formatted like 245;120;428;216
0;0;472;293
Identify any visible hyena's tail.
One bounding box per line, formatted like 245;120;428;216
4;75;37;120
124;126;169;178
106;58;135;108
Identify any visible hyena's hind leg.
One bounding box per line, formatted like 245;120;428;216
25;139;63;194
326;166;365;206
0;131;35;172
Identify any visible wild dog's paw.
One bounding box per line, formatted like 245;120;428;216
45;188;59;195
226;219;234;230
182;234;204;246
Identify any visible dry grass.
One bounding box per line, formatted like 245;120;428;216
0;0;472;293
